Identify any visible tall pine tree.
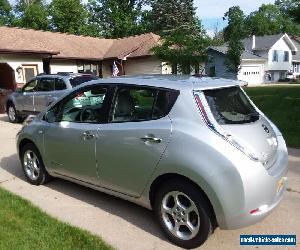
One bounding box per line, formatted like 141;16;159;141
223;6;246;75
151;0;209;74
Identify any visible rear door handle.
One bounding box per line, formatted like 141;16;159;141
141;136;162;143
82;131;95;140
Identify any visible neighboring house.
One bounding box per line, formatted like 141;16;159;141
0;26;171;92
206;33;298;85
291;35;300;77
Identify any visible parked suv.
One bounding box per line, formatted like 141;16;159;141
16;75;288;248
6;73;98;123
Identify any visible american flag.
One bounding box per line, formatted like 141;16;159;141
112;61;119;77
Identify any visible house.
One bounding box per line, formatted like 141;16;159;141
0;26;171;93
291;35;300;77
206;33;298;85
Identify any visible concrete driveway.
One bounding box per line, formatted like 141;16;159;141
0;114;299;250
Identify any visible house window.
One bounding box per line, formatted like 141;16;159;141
272;50;278;62
209;66;216;77
22;65;38;83
284;51;289;62
77;62;99;76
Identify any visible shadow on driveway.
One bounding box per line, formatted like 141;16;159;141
0;115;9;122
0;153;166;241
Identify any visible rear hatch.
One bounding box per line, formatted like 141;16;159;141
202;86;278;168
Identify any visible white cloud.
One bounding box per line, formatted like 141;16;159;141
194;0;275;18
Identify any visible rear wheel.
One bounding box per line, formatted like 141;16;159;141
20;143;51;185
7;103;21;123
154;179;213;249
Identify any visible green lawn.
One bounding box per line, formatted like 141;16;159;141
245;85;300;148
0;187;113;250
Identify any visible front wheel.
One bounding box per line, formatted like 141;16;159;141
154;179;213;249
20;143;51;185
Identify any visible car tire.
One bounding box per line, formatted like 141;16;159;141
20;143;52;185
154;179;213;249
7;103;21;123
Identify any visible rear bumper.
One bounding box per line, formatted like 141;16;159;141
219;136;288;229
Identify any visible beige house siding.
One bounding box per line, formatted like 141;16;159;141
124;57;162;75
50;59;78;74
102;61;113;78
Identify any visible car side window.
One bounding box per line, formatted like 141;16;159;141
58;86;107;124
55;78;66;90
112;87;157;122
23;79;38;92
111;87;179;123
37;78;55;92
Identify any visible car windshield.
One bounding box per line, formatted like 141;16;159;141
69;75;98;87
203;86;259;125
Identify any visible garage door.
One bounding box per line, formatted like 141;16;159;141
238;66;262;84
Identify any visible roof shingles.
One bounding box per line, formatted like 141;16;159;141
0;26;160;60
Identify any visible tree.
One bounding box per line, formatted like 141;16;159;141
223;6;246;75
0;0;12;25
245;4;300;36
49;0;88;35
87;0;149;38
151;1;209;74
13;0;49;30
150;0;196;35
275;0;300;24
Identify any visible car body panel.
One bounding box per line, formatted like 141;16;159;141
97;117;172;197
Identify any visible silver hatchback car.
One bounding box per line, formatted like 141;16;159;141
17;75;288;249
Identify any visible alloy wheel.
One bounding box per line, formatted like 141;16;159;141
8;106;16;122
161;191;200;241
23;150;40;181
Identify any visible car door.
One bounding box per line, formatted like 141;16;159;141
14;79;37;112
33;77;56;112
96;86;173;197
42;84;113;184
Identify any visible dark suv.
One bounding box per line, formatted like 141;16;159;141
6;73;98;123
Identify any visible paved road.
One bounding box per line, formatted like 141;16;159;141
0;114;299;250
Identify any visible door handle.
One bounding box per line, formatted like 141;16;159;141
82;131;95;140
141;136;162;143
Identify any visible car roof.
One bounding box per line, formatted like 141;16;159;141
36;73;95;80
82;74;246;91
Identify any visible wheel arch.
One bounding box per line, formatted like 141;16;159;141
18;138;36;158
149;173;218;227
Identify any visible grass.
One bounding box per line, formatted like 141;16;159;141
245;85;300;148
0;187;113;250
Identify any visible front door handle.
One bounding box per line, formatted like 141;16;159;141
82;131;95;141
141;135;162;143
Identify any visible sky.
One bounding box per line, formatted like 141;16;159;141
8;0;276;35
194;0;275;35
